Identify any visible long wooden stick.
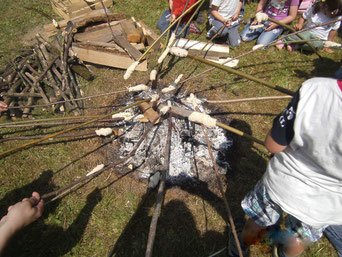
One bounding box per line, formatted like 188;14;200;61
206;95;292;104
195;106;243;257
0;98;150;158
187;53;295;96
163;104;265;145
145;115;172;257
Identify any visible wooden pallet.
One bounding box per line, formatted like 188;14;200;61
50;0;112;19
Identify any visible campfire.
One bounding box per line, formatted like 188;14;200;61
107;88;233;187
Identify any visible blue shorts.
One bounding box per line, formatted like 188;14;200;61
241;180;324;242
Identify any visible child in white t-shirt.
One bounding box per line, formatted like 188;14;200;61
276;0;342;52
206;0;243;47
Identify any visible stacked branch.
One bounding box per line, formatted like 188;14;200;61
0;28;91;119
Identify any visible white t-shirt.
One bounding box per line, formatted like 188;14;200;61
263;77;342;229
209;0;239;21
303;4;341;39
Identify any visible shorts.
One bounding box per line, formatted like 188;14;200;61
241;180;324;242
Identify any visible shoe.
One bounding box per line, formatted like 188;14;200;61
195;11;204;24
189;23;201;34
227;218;250;257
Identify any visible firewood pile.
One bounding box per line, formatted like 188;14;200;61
0;8;162;120
0;25;94;119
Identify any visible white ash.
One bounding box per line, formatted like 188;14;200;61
117;103;232;185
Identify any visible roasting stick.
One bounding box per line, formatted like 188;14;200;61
169;48;295;96
0;98;151;158
159;103;264;145
145;115;172;257
193;103;243;257
42;114;162;203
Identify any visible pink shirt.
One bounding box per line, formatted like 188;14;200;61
264;0;299;20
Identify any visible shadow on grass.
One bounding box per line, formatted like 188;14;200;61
108;119;267;257
2;187;102;257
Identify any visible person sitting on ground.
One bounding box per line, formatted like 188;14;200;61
157;0;201;37
227;77;342;257
276;0;342;53
240;0;299;48
0;192;44;254
206;0;243;47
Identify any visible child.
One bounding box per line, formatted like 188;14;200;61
230;77;342;257
206;0;243;47
240;0;299;47
157;0;200;37
277;0;342;52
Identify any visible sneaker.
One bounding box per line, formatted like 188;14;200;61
189;23;201;34
195;11;205;24
227;218;250;257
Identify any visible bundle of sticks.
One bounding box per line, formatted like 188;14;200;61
0;24;92;119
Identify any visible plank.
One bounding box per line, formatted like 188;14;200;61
173;38;230;58
72;46;147;71
136;20;161;50
120;20;141;43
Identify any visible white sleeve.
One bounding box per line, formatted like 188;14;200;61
211;0;222;7
331;18;342;30
302;4;313;20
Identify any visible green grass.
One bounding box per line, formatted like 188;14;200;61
0;0;341;256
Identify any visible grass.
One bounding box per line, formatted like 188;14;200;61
0;0;341;256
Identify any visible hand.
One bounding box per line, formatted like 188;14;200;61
225;20;232;27
322;47;334;53
169;14;176;23
251;18;259;26
0;192;44;233
293;23;302;31
232;13;239;21
265;22;278;31
0;101;7;112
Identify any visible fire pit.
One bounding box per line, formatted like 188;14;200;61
104;87;233;187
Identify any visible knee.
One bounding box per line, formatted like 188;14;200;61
283;237;306;257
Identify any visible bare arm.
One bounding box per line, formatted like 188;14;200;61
265;5;298;31
0;192;44;254
328;29;338;41
265;131;288;153
294;16;305;30
211;5;227;23
232;0;243;21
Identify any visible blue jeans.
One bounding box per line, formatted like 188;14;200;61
157;9;189;38
207;19;241;47
324;226;342;257
240;20;284;46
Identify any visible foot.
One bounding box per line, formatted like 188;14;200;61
286;44;293;52
275;40;284;50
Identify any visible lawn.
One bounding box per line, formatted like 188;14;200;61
0;0;341;256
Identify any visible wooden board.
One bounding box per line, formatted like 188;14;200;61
74;25;121;42
136;20;161;50
173;38;230;58
44;12;125;37
72;46;147;71
50;0;112;19
120;20;141;43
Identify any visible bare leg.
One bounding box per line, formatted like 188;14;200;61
242;218;267;245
